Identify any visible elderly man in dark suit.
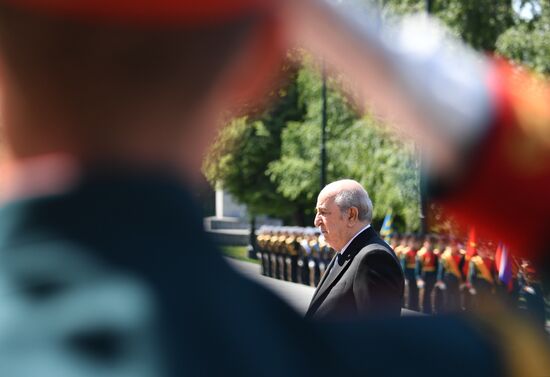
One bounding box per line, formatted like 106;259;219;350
306;179;404;319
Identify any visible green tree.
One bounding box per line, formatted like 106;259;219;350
266;65;357;225
203;65;306;222
382;0;514;51
496;1;550;75
336;118;420;231
268;62;420;230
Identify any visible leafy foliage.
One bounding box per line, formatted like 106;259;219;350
268;63;420;230
203;65;305;221
496;1;550;75
382;0;514;51
205;0;550;231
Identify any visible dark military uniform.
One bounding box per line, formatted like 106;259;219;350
284;230;300;283
393;236;408;263
416;246;439;314
432;246;445;314
518;263;547;330
468;255;496;309
437;248;465;312
256;227;271;276
276;233;288;280
297;232;315;285
265;231;277;278
401;247;419;311
316;238;331;286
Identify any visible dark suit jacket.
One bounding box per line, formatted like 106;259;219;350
0;170;503;377
306;226;404;319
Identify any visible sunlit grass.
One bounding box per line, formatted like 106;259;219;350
222;246;260;264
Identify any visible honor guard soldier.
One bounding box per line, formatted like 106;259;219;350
269;228;281;278
277;227;292;280
518;261;547;329
316;234;331;285
510;258;521;305
432;235;446;314
282;228;293;281
297;229;313;285
432;235;444;259
256;226;270;276
284;228;300;282
416;235;439;314
307;231;322;286
277;229;290;280
468;241;497;309
389;233;401;253
394;233;410;261
401;234;421;311
437;237;465;312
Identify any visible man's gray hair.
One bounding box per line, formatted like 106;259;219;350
333;185;373;223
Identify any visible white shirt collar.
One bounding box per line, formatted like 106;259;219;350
339;224;371;254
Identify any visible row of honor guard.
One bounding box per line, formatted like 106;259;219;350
256;226;335;287
256;228;546;326
390;233;546;328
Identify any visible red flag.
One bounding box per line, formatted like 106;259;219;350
463;227;477;277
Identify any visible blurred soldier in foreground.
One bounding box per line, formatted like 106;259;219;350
0;1;547;376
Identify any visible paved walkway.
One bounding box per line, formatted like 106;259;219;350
226;258;315;314
227;257;550;339
225;258;422;316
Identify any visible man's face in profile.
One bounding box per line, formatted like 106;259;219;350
314;193;348;251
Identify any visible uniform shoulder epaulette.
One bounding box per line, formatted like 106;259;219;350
471;255;483;265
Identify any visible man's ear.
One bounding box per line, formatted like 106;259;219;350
348;207;359;224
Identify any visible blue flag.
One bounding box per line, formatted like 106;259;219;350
380;211;393;238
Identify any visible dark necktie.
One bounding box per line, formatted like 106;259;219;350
322;252;346;284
